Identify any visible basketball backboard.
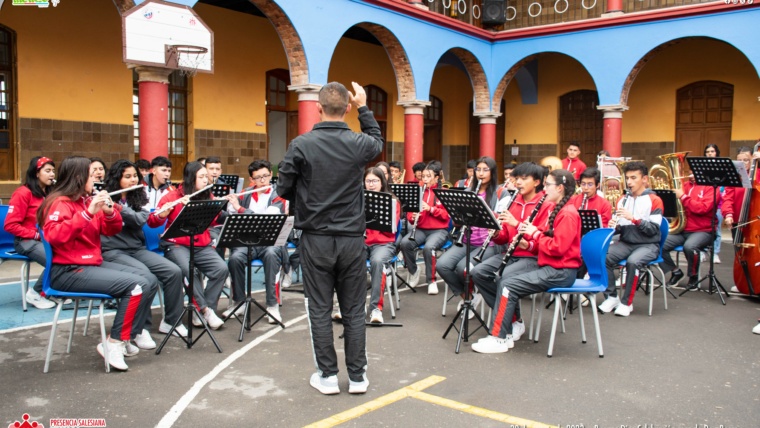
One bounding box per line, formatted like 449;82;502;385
122;0;213;74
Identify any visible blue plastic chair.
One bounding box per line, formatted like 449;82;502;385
0;205;34;311
618;218;671;316
541;228;615;358
40;230;115;373
142;221;165;256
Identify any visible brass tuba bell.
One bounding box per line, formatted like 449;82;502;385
650;151;691;234
539;156;563;172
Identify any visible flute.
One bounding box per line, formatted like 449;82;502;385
101;184;146;208
408;184;427;243
473;193;515;263
455;179;482;247
153;183;215;216
494;194;547;276
231;185;272;198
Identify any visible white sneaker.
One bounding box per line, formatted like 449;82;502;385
580;295;590;307
614;304;633;317
310;372;340;395
123;341;140;357
464;293;483;319
427;282;439;295
598;296;621;313
134;329;156;350
700;251;707;262
370;308;384;324
222;303;245;319
203;309;224;330
713;255;721;264
26;289;56;309
332;308;342;320
753;323;760;335
267;305;282;324
730;286;740;293
512;321;525;341
97;340;128;371
281;267;293;289
348;373;369;394
471;335;513;354
158;320;187;337
407;269;420;288
192;312;203;327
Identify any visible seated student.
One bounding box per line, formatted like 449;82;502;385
660;168;719;290
455;159;476;188
223;160;286;323
598;161;663;316
375;161;391;184
471;162;553;341
411;161;426;183
197;157;207;166
90;157;107;184
39;156;158;371
136;158;152;179
205;156;225;184
399;160;451;295
569;167;612;228
102;160;187;347
144;156;174;209
363;167;402;324
438;157;500;314
4;156;57;309
389;160;403;184
561;142;586;181
722;146;753;241
501;163;517;190
473;169;581;354
148;161;229;330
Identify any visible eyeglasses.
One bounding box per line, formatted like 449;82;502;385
544;182;558;188
580;182;596;188
475;168;490;173
365;179;380;185
252;174;271;181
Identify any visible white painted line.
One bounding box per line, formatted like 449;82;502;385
156;313;309;428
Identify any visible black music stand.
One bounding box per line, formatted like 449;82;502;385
680;157;744;304
578;210;602;235
364;190;402;327
219;174;241;192
653;190;679;219
434;188;501;353
156;199;226;354
211;183;232;198
217;213;288;341
390;183;423;293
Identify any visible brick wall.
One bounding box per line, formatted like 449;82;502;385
194;129;268;179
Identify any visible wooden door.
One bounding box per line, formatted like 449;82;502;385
676;81;733;156
559;90;603;168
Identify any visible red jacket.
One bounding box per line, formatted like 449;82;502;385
147;187;222;247
525;203;582;269
562;157;587;181
569;193;612;227
4;186;43;240
406;183;450;230
43;196;122;266
721;186;746;222
366;200;402;246
492;191;554;258
681;182;719;233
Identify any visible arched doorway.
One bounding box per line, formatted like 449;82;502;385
366;84;388;162
559;90;603;168
266;68;296;167
676;80;733;156
424;95;443;162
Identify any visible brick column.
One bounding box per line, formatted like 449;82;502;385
597;105;629;158
474;112;501;159
398;100;430;182
289;83;322;135
134;66;173;161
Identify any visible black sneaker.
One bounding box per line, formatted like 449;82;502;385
685;276;700;291
668;269;684;286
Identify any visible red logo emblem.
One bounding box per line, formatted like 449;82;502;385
8;413;45;428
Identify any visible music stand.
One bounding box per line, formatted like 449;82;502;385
653;190;679;219
155;199;226;354
578;210;602;235
219;174;241;193
680;157;744;304
217;213;288;341
389;183;423;293
434;188;501;353
211;183;232;198
364;190;402;327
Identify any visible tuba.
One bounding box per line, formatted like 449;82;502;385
539;156;563;172
650;151;690;234
605;158;642;210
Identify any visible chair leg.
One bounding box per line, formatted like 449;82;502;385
43;302;65;373
392;265;400;311
441;283;448;316
547;295;562;357
386;269;396;319
158;286;166;320
559;298;566;334
534;293;545;343
590;294;604;358
21;261;30;312
83;300;95;337
528;294;536;342
67;300;80;353
578;295;587;344
654;265;668;310
647;268;654;317
99;300;110;373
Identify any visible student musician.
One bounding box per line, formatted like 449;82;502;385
389;161;403;184
205;156;225;185
411;162;426;183
4;156;57;309
144;156;174;209
661;166;719;290
561;142;586;181
363;167;402;324
223;160;286;324
569;167;612;228
455;159;476;188
38;156;157;371
399;160;450;295
704;144;723;263
471;162;553;341
136;159;152;179
438;157;500;313
90;157;107;184
148;161;229;330
472;169;581;354
500;163;517;193
599;161;663;316
375;161;391;184
102;160;187;346
722;146;753;240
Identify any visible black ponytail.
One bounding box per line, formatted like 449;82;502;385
544;169;576;238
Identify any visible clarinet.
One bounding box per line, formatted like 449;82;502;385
473;193;515;263
494;194;547;276
581;193;588;210
611;190;629;226
455;179;482;247
408;184;427;243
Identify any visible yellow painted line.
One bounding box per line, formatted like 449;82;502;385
412;391;558;428
303;375;446;428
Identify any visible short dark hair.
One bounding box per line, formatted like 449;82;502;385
597;150;610;157
580;167;601;186
737;146;752;155
466;159;477;169
389;161;401;169
503;163;517;171
151;156;172;168
704;144;721;157
567;142;580;150
248;159;272;176
197;157;207;164
623;161;648;177
136;159;151;170
318;82;349;117
511;162;546;191
412;162;426;173
205;156;222;165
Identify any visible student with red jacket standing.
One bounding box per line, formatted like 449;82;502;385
561;142;587;181
38;156;158;371
4;156;56;309
473;169;581;354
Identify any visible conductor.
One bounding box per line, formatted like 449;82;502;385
277;82;384;395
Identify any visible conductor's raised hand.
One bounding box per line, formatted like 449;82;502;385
348;82;367;109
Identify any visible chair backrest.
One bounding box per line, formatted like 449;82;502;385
657;218;669;258
0;205;17;247
581;228;615;287
38;229;54;296
143;222;165;253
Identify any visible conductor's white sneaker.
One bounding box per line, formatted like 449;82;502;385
310;373;340;395
753;322;760;335
349;373;369;394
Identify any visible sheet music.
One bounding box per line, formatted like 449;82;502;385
733;160;751;189
275;216;295;246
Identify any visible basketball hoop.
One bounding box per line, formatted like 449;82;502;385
166;44;208;77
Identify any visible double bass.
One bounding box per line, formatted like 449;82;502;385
732;142;760;296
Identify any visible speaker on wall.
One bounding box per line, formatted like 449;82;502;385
482;0;507;26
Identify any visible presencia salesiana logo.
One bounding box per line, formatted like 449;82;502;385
7;413;44;428
11;0;60;7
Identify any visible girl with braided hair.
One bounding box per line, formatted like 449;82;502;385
472;168;582;354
